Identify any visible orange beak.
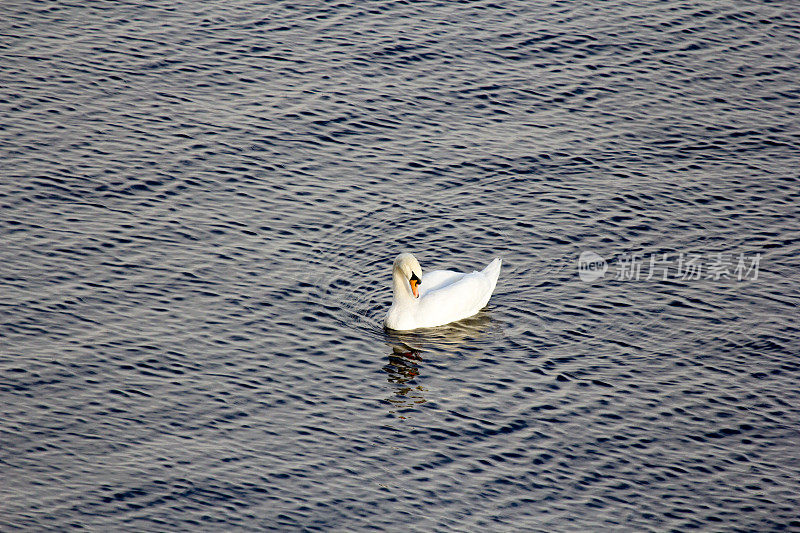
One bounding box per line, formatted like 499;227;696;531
409;272;421;298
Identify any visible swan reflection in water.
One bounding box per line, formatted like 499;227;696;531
382;309;496;419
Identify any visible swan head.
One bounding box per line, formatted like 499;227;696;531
393;252;422;299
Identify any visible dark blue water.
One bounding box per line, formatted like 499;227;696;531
2;0;799;530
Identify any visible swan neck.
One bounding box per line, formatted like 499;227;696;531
392;269;414;303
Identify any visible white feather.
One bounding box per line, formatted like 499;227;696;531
384;252;501;331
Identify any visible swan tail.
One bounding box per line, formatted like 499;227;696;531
483;257;502;297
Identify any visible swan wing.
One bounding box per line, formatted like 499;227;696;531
415;258;501;327
419;269;463;296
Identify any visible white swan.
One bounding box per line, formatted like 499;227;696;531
384;252;501;331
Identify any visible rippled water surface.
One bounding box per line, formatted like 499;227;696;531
2;0;800;530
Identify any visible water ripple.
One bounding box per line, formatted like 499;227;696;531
1;0;799;530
